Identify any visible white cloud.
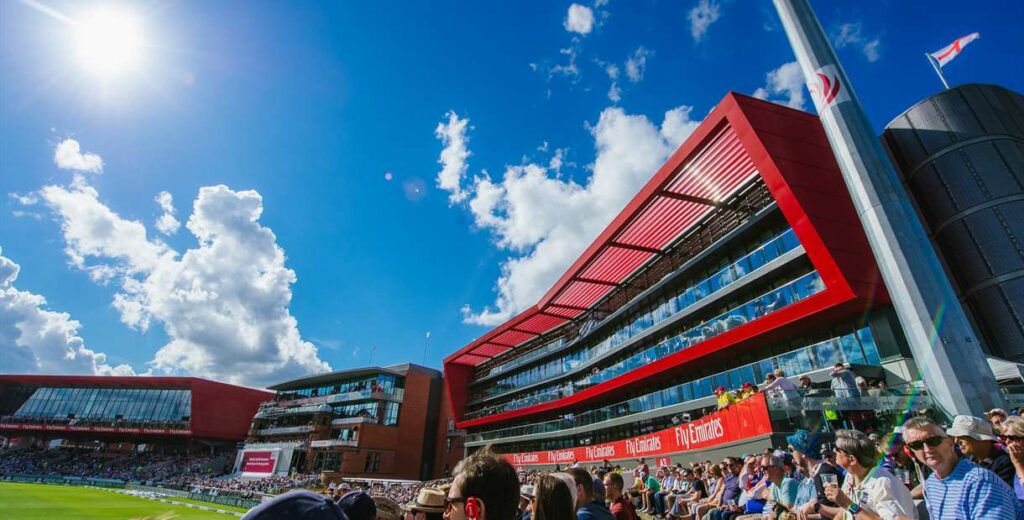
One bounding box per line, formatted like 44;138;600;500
833;22;882;63
154;191;181;236
0;247;134;376
438;105;702;325
435;111;472;203
37;145;331;386
625;46;653;83
53;139;103;173
565;4;595;35
753;61;806;109
688;0;722;42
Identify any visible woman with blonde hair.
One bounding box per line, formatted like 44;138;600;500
1000;415;1024;501
689;463;725;520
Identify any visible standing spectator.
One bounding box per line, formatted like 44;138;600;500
999;416;1024;502
824;429;917;519
567;467;615;520
241;489;346;520
762;372;800;401
445;449;520;520
604;472;639;520
786;429;841;519
532;475;575;520
902;416;1022;519
715;387;738;410
947;415;1016;488
798;376;814;395
829;364;860;398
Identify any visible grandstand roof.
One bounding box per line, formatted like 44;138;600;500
445;109;759;367
267;363;440;391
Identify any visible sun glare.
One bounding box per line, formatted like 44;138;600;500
74;8;144;76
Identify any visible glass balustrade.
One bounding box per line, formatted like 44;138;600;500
465;269;825;420
469;228;802;403
465;327;880;442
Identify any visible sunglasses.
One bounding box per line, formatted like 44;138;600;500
1000;435;1024;443
444;498;465;514
906;436;946;451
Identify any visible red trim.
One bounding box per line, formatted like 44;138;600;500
445;93;887;428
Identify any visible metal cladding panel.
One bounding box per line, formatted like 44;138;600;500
883;84;1024;361
579;246;652;284
515;313;569;334
189;379;274;441
446;92;887;427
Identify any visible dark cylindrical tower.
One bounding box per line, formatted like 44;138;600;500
883;84;1024;361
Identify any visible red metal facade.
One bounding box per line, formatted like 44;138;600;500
444;93;887;428
0;374;273;441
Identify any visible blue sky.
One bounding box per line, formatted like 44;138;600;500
1;0;1021;387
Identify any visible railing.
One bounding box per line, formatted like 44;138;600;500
309;439;359;448
468;228;803;404
464;269;824;421
240;441;308;450
465;327;879;443
254;404;332;418
482;338;567;379
253;425;313;436
330;416;378;426
260;388;404;410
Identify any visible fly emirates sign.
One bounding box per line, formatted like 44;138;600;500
503;393;770;466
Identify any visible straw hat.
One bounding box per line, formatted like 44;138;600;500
373;496;402;520
402;488;446;514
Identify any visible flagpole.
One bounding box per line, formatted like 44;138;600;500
926;54;950;89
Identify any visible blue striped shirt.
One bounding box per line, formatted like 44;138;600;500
924;458;1024;519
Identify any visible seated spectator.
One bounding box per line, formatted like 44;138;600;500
989;408;1010;434
669;468;705;519
640;469;663;514
903;415;1022;518
446;448;520;520
824;429;917;519
402;488;445;520
603;472;638;520
568;467;615;520
947;414;1015;489
340;491;378;520
999;415;1024;502
533;475;575;520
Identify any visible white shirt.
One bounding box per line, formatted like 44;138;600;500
840;467;918;520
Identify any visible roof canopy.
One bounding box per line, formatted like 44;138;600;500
446;122;758;367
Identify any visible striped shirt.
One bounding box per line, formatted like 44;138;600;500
924;458;1024;519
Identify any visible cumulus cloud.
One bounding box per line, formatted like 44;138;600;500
437;105;702;325
565;4;595;35
752;61;806;109
688;0;722;42
36;145;331;386
154;191;181;235
833;22;882;63
435;111;471;203
0;247;134;375
625;47;653;83
54;138;103;173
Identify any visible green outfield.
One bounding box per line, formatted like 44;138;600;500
0;482;250;519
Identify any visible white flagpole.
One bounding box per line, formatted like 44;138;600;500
926;54;950;89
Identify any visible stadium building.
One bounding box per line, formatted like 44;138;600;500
443;92;946;467
239;363;447;481
0;375;271;449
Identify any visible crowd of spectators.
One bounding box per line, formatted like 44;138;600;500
0;447;223;482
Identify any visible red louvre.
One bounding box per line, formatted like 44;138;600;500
516;313;569;334
579;246;654;285
551;280;616;309
470;343;511;357
490;329;536;348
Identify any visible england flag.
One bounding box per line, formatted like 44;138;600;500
929;33;981;67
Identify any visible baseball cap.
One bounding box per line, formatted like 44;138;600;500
338;491;377;520
763;455;785;469
946;415;999;442
241;490;347;520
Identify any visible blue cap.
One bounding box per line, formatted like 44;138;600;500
339;491;377;520
786;429;822;456
241;490;347;520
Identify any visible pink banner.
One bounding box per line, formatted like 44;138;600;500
502;393;772;466
241;450;278;474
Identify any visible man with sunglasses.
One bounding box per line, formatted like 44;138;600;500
902;416;1023;519
445;449;520;520
947;414;1015;489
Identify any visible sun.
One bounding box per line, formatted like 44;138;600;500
74;8;144;76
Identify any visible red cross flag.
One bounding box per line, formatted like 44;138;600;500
929;33;981;67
